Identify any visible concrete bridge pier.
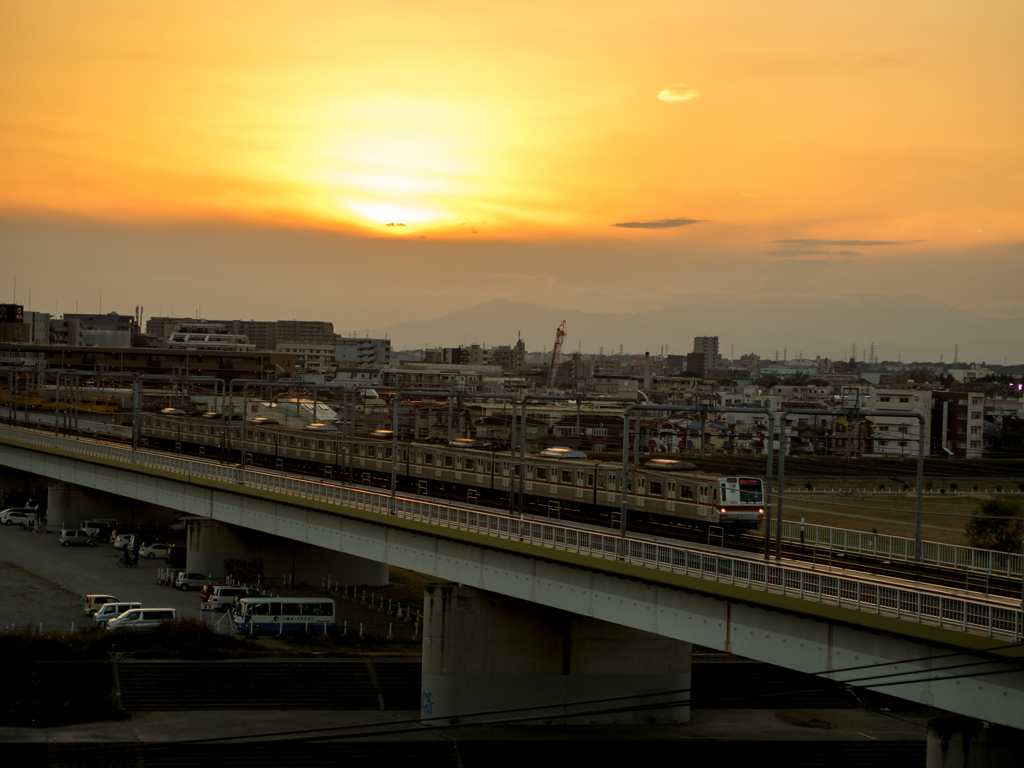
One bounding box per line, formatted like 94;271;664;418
421;584;691;725
187;519;388;587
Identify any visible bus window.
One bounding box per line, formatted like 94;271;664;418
281;602;300;616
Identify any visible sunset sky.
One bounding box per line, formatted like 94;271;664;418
2;1;1022;357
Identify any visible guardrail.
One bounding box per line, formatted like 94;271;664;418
2;425;1022;642
767;519;1022;579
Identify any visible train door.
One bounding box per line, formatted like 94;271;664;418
524;464;533;493
575;470;585;499
414;450;423;476
666;481;676;513
454;457;462;482
636;476;646;507
698;485;709;517
549;465;558;496
501;461;510;489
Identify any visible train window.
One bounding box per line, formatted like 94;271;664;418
464;458;474;471
679;485;693;500
536;467;547;481
560;470;571;484
301;439;310;449
423;453;433;465
587;473;594;487
401;450;408;461
650;481;662;495
288;437;296;447
384;448;392;459
444;455;454;468
484;461;492;473
713;488;718;501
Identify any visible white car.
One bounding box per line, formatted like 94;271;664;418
107;608;176;631
138;542;171;559
93;602;142;626
1;508;39;527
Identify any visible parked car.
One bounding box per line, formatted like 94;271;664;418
169;517;191;533
125;534;166;552
59;528;97;547
175;572;210;591
84;594;119;616
1;508;39;527
208;586;261;612
139;542;170;559
107;608;176;631
80;519;118;537
93;602;143;626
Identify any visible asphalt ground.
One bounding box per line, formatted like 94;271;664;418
0;525;200;632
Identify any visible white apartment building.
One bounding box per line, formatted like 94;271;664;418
865;389;932;457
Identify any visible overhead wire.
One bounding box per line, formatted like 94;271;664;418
39;639;1024;760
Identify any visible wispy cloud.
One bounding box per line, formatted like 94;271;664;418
772;239;923;246
613;217;705;229
770;248;861;257
657;84;698;102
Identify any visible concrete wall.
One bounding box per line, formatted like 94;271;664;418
187;519;387;586
421;584;691;725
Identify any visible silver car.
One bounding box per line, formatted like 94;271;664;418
174;571;209;591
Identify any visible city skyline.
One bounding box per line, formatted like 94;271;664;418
2;2;1022;347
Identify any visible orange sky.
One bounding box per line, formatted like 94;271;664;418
2;1;1023;351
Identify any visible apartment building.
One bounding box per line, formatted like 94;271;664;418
335;337;392;366
865;389;932;457
931;391;985;458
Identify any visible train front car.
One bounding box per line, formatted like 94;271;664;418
716;476;765;530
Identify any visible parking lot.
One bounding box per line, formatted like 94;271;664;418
0;524;205;632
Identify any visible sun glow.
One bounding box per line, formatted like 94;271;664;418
346;201;452;228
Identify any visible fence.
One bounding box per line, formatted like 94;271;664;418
2;425;1021;641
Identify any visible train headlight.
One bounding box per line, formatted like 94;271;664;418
758;508;764;515
720;508;726;514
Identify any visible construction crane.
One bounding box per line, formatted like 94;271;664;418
546;321;567;389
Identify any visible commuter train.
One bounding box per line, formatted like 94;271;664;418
139;413;766;533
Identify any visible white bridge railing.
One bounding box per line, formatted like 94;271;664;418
3;426;1022;642
767;519;1022;579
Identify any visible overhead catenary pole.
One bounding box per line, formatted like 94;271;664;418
775;407;925;562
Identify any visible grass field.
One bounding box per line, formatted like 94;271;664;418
775;491;1012;547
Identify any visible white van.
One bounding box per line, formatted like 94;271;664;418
93;602;143;626
106;608;177;631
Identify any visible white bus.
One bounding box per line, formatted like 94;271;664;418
233;597;336;634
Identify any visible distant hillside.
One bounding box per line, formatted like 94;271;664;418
370;295;1023;363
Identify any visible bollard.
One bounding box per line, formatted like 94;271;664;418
344;620;348;636
387;623;393;640
414;621;419;639
359;622;364;638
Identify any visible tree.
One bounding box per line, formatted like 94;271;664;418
965;498;1024;553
